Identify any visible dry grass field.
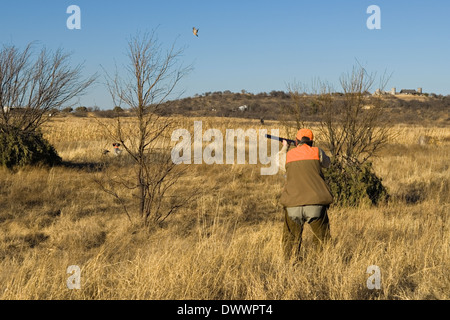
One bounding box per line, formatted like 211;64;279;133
0;115;448;300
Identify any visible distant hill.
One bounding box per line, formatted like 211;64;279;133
66;90;449;126
159;91;289;121
154;91;450;125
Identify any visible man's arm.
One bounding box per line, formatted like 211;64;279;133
277;140;288;173
319;148;331;168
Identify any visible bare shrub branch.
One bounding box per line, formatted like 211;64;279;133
285;64;393;166
0;43;96;133
97;31;193;227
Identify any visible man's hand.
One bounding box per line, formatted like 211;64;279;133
282;140;287;147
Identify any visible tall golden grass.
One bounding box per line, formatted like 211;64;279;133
0;115;448;299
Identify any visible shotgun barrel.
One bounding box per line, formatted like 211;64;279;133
265;134;297;146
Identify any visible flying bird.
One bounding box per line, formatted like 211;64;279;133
193;27;199;37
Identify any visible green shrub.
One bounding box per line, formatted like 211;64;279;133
0;127;62;169
113;106;124;113
75;106;88;113
323;161;389;207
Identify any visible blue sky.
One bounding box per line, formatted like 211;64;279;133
1;0;449;109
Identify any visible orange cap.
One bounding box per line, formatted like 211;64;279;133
296;128;314;141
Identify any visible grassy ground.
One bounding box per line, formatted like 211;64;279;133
0;116;448;299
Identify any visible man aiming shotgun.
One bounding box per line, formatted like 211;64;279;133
270;129;333;261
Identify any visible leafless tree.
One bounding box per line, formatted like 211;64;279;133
281;79;325;138
98;31;193;227
317;65;393;165
285;65;393;166
0;43;96;133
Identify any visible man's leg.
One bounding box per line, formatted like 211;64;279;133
304;205;331;247
282;207;304;260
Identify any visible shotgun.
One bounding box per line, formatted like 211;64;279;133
265;134;297;146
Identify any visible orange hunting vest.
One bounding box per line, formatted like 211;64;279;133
280;144;333;207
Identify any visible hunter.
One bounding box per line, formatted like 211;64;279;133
278;128;333;260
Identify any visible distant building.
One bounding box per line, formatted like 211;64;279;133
400;89;417;95
238;105;248;112
373;89;382;95
373;87;424;96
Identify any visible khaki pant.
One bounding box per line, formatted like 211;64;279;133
282;205;331;260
